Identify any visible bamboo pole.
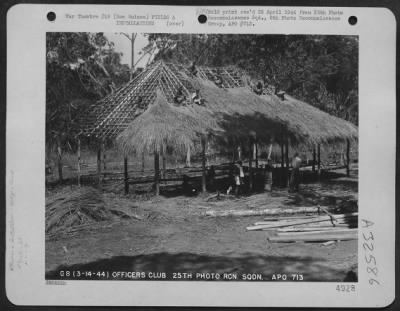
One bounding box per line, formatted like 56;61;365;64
97;143;102;187
102;139;106;171
346;139;350;176
154;150;160;196
201;137;207;193
312;145;316;173
285;140;290;187
77;138;81;187
124;156;129;194
249;140;253;192
57;139;63;182
317;144;321;178
141;152;145;174
186;146;191;167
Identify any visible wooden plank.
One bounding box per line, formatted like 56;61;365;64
268;231;358;243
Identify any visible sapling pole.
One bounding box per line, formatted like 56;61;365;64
154;150;160;196
77;138;81;187
124;156;129;194
317;144;321;178
201;137;207;193
312;145;316;173
346;139;350;176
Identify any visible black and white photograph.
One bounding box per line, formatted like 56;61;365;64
45;32;359;282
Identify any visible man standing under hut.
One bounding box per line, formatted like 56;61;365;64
289;153;302;192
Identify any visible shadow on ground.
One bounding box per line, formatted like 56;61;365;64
46;251;355;282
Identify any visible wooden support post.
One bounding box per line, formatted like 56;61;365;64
249;140;253;192
237;145;242;161
285;140;290;187
162;149;166;179
312;145;316;173
154;150;160;196
186;146;191;167
317;144;321;178
280;143;284;187
255;143;259;168
141;152;145;174
201;137;207;193
97;144;102;187
77;138;81;187
57;139;63;182
124;156;129;195
346;139;350;176
102;139;106;171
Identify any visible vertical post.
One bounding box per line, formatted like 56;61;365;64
154;150;160;196
124;156;129;195
77;138;81;187
141;152;145;174
186;146;191;167
280;143;284;187
162;148;166;179
97;143;102;187
312;145;316;173
130;33;135;80
57;138;63;182
102;139;106;171
346;139;350;176
201;137;207;193
285;140;290;187
317;144;321;178
249;139;253;192
255;143;259;168
237;145;242;161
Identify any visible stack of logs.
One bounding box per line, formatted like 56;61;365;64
246;210;358;243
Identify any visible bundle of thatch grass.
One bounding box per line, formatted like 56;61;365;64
46;186;142;235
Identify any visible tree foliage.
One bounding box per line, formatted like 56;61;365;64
147;34;358;124
46;32;130;151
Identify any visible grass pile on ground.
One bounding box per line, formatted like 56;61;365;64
46;186;142;235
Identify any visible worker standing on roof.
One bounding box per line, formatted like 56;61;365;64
289;153;302;192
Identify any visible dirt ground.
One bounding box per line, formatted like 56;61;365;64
46;172;358;282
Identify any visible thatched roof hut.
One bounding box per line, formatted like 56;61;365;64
80;60;358;193
81;60;357;148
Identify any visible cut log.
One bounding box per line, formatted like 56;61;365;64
268;231;358;243
205;206;321;217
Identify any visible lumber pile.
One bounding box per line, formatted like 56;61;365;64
46;187;143;235
246;212;358;243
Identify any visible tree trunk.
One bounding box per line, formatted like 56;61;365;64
124;156;129;195
154;150;160;196
77;138;81;187
201;137;207;193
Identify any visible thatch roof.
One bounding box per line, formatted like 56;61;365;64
116;89;217;155
81;60;358;149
